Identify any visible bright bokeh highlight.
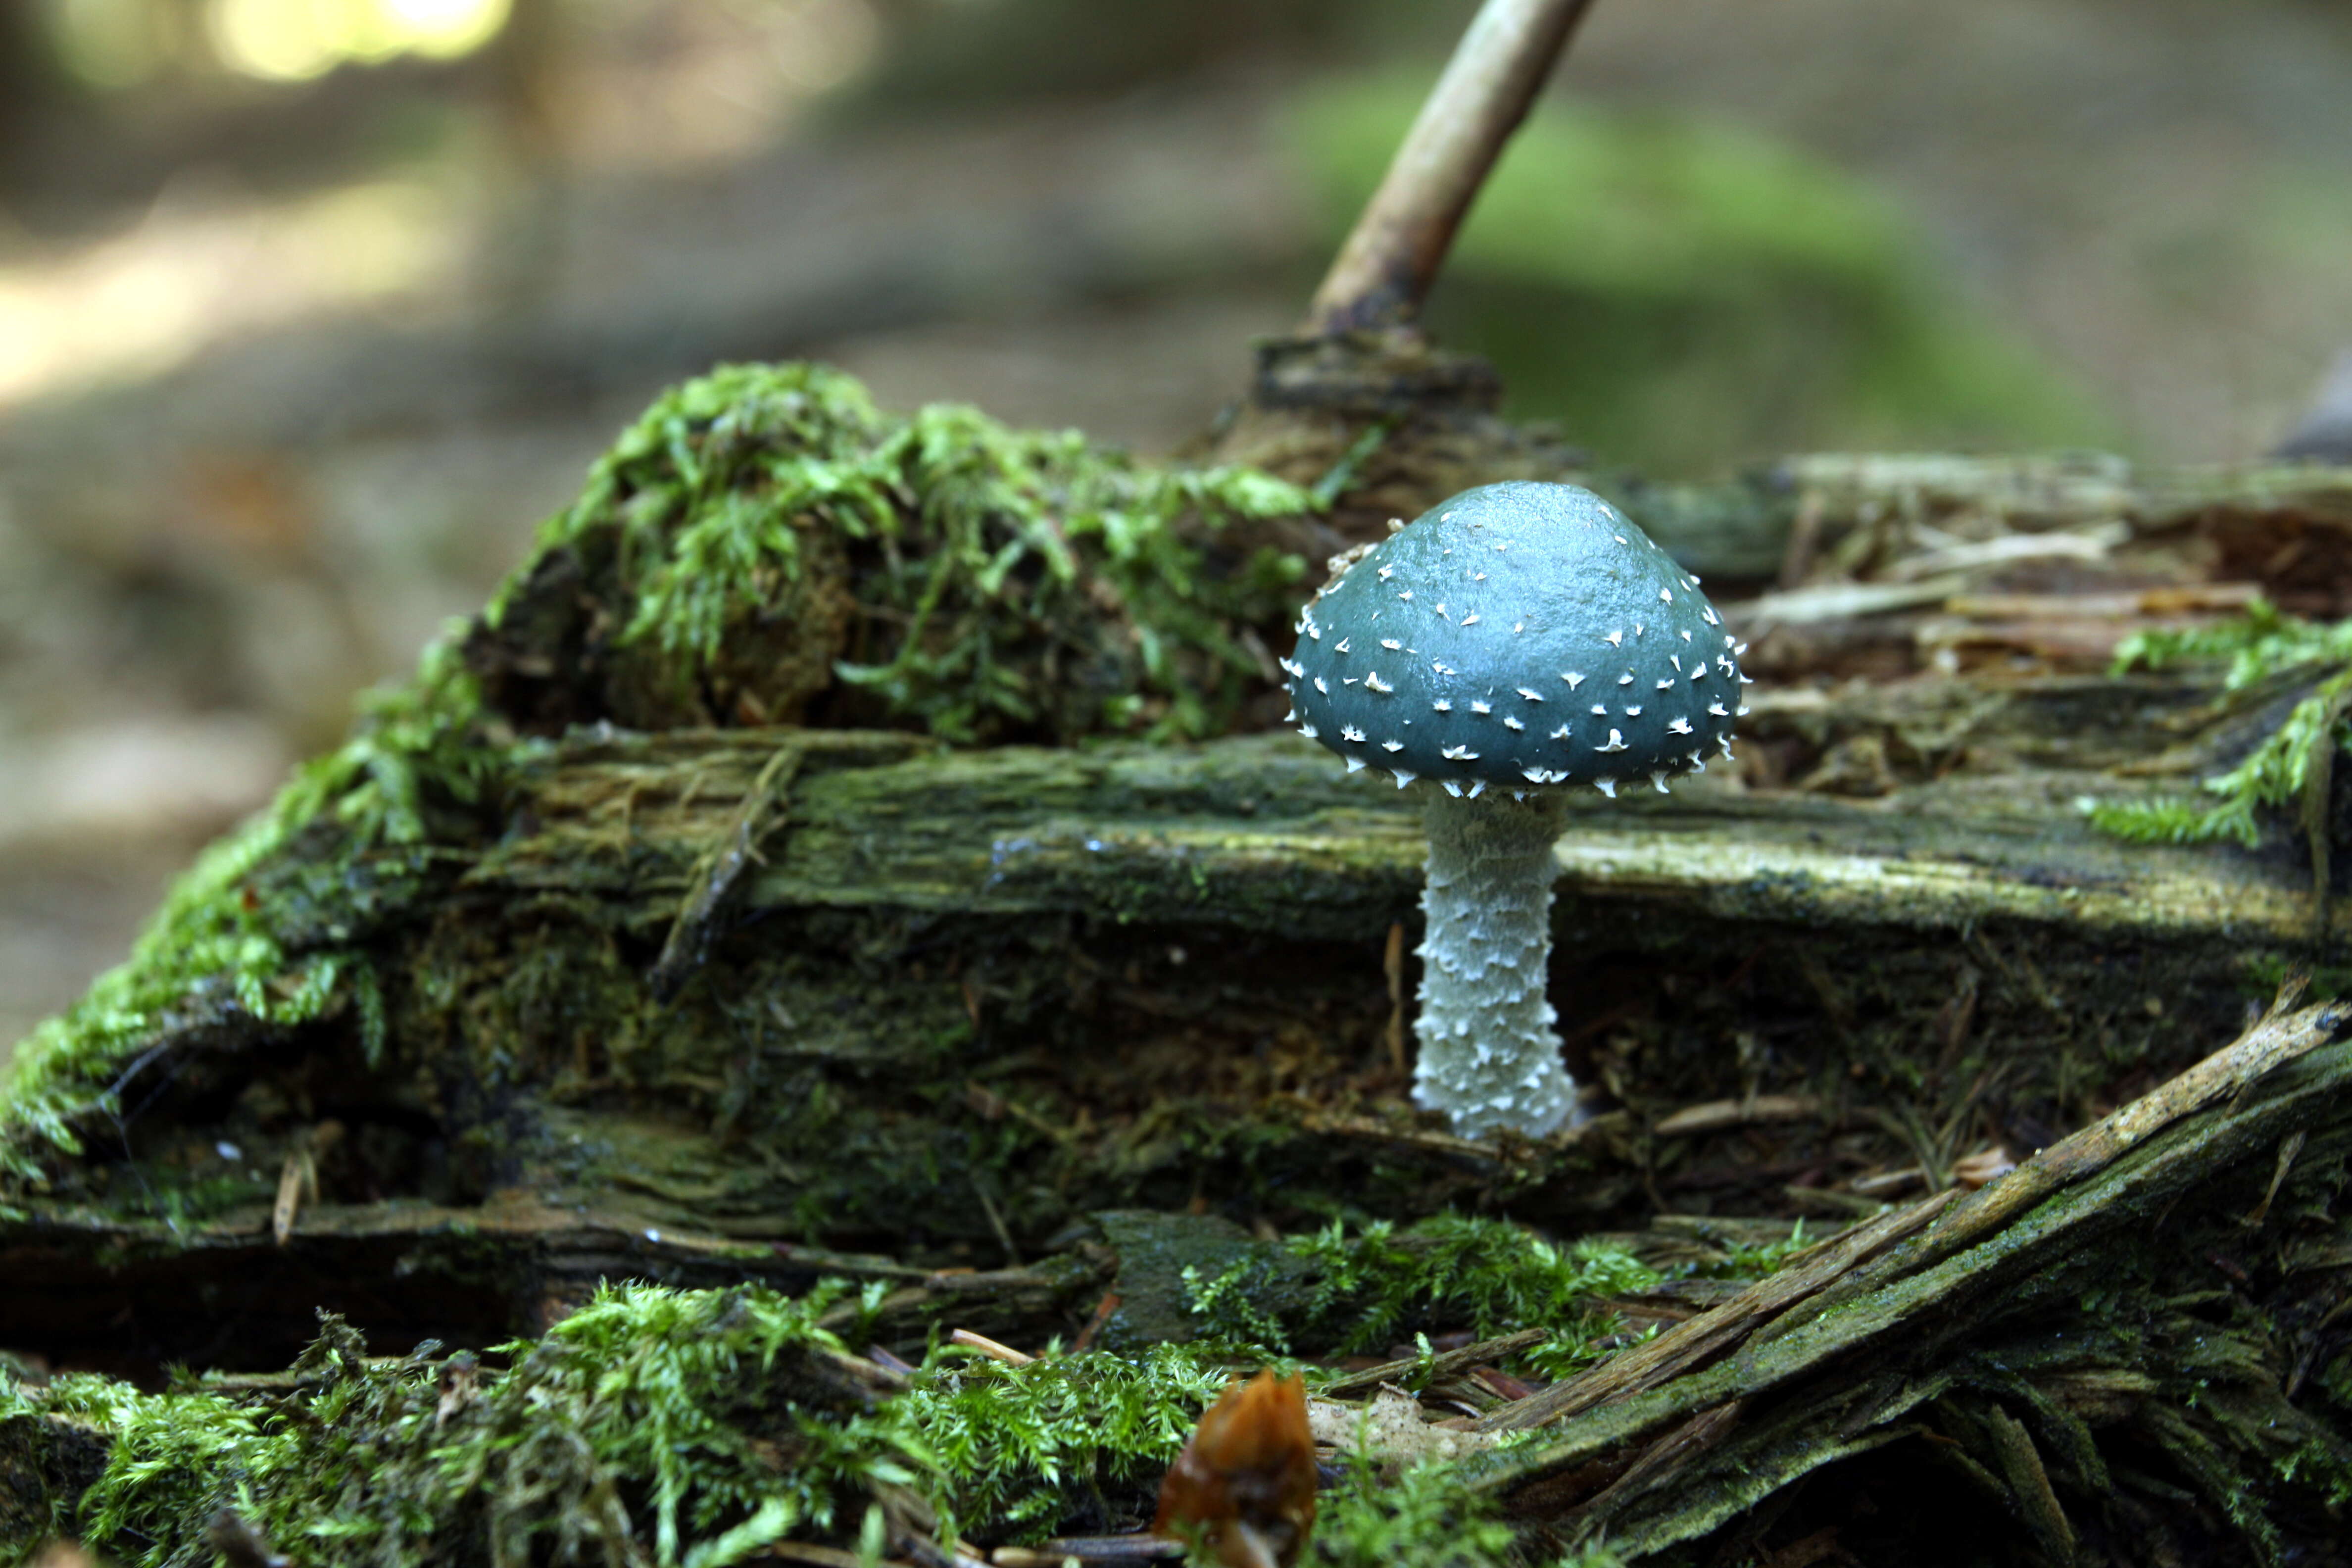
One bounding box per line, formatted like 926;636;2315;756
0;181;459;409
201;0;510;82
381;0;512;58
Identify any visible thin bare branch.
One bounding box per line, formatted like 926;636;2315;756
1304;0;1597;335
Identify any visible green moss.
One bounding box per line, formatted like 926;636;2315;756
2085;600;2352;848
2272;1433;2352;1511
3;1277;1654;1568
898;1343;1232;1543
1695;1219;1816;1282
1;1284;1299;1568
1267;1447;1627;1568
524;361;889;660
518;361;1310;742
1303;1453;1519;1568
1181;1215;1658;1381
9;1285;912;1568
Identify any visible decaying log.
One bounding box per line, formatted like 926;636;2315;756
0;650;2338;1370
9;978;2351;1565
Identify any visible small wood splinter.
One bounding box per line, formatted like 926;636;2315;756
1153;1372;1318;1568
949;1328;1036;1367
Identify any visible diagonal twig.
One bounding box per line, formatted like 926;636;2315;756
1304;0;1598;334
1319;1326;1552;1400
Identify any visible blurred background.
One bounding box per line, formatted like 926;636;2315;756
3;0;2351;1059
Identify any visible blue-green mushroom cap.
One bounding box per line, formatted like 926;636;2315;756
1282;482;1747;796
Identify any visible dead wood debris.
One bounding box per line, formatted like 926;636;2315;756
1730;454;2352;686
1654;1095;1824;1138
947;1328;1036;1368
269;1120;342;1245
1447;980;2352;1560
1315;1328;1550;1400
649;742;804;1000
1476;1196;1956;1434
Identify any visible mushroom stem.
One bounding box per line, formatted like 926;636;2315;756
1413;789;1579;1138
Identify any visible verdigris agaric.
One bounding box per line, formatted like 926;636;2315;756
1282;481;1749;1138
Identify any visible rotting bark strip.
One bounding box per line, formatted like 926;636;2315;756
1461;990;2352;1555
647;739;806;999
1472;1193;1955;1431
1758;980;2351;1339
455;721;2341;947
1478;984;2344;1435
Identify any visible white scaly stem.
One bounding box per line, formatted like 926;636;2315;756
1411;790;1577;1137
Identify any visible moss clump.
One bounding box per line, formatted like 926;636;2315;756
6;1284;921;1567
2085;600;2352;848
1695;1218;1816;1281
3;1277;1649;1568
1305;1454;1520;1568
1182;1216;1657;1381
898;1344;1233;1543
479;361;1311;744
1;1284;1341;1567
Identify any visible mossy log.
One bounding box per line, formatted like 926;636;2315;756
9;356;2352;1563
1;663;2338;1374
